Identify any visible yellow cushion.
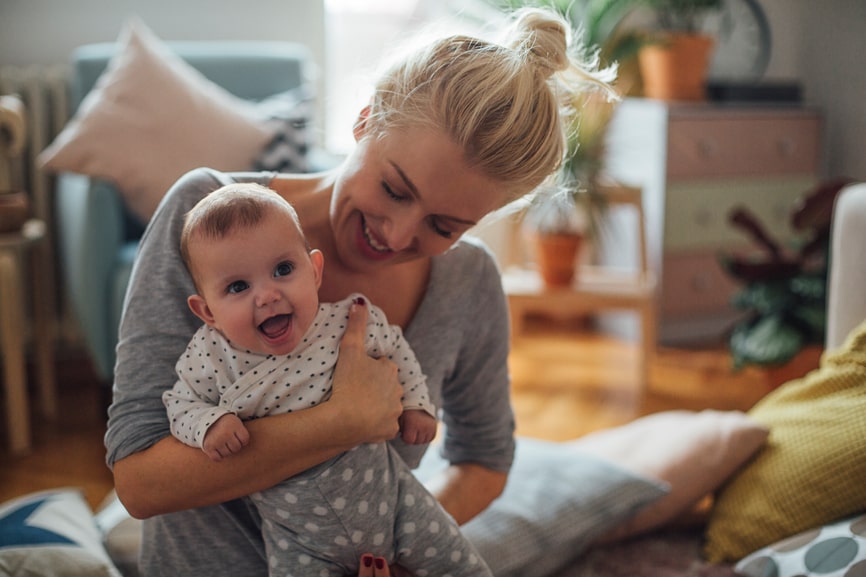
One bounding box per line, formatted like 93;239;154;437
704;319;866;563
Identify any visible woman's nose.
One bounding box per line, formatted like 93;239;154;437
382;218;419;252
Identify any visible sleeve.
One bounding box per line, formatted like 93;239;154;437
104;168;275;467
401;239;515;473
162;329;235;449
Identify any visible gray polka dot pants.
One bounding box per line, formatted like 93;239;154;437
252;444;492;577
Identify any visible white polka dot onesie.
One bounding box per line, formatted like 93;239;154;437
163;294;492;576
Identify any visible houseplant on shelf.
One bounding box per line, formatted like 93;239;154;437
636;0;723;100
719;178;854;382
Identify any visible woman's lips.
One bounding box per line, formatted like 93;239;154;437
357;215;393;261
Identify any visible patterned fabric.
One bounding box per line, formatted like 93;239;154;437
253;87;313;174
736;513;866;577
705;319;866;562
0;489;121;577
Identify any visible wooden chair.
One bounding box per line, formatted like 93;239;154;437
502;183;658;390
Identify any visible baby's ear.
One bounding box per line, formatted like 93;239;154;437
309;249;325;289
187;294;216;325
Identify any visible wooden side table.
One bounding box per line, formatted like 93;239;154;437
1;218;56;455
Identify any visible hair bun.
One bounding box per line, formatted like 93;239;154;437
505;8;570;79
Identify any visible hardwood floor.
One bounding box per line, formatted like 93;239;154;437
0;320;771;511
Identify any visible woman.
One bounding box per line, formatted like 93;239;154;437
105;7;616;576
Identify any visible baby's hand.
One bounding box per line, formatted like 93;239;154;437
399;409;437;445
202;413;250;461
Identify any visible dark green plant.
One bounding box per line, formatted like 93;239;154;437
644;0;722;32
720;179;854;369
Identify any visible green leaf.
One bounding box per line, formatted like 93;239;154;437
729;315;805;368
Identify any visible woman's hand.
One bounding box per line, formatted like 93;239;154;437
331;297;404;444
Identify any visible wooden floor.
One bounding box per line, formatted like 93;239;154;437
0;319;772;511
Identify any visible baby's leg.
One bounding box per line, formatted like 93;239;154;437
390;457;493;576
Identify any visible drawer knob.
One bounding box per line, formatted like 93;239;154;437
697;139;718;158
777;138;796;157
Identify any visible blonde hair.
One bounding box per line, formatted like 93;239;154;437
364;7;617;204
180;183;305;280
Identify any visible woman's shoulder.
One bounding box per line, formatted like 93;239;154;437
437;235;501;280
159;168;277;212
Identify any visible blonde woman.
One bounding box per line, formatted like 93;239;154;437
106;7;615;576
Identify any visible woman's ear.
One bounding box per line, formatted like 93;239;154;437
353;105;372;141
309;249;325;289
187;294;216;326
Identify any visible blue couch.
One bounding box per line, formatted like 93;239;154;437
54;40;314;384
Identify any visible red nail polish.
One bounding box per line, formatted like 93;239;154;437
354;296;366;306
363;554;373;567
374;558;385;570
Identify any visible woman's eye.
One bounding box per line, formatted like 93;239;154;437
383;181;406;202
226;280;249;294
275;262;295;277
428;217;454;240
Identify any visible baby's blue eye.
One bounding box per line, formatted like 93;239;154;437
275;261;295;277
227;280;249;294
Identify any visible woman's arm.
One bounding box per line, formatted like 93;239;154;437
425;462;507;525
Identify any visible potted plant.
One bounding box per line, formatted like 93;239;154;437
636;0;723;100
719;178;854;380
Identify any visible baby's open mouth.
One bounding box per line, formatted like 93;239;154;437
259;314;291;339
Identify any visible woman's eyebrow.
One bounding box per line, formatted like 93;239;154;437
388;161;478;226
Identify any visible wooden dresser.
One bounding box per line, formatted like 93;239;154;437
602;98;823;345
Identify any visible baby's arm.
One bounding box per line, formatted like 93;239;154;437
399;409;437;445
201;413;250;461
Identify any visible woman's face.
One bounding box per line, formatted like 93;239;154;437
329;120;505;272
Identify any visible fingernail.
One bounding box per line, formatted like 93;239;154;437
354;296;366;306
374;558;385;570
362;554;373;567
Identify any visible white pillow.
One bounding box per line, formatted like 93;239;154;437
39;17;274;223
0;488;121;577
569;409;770;542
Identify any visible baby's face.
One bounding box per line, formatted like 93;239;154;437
188;209;323;356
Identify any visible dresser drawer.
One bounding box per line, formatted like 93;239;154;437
667;113;821;178
663;175;817;252
660;250;742;317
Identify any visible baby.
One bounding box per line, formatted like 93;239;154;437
163;182;491;577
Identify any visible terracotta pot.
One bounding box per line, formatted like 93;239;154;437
533;232;583;288
761;345;824;391
638;33;715;101
0;191;30;233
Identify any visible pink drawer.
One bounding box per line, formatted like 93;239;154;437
667;114;821;178
660;250;742;317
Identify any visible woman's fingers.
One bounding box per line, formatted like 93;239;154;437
332;298;404;443
357;554;393;577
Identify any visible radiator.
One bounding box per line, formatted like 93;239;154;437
0;64;78;348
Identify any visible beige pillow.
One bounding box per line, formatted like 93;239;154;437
39;17;273;223
568;409;769;542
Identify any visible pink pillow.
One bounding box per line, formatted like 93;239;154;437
39;17;273;223
568;409;769;541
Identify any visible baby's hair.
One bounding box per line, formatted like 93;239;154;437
363;7;618;204
180;183;305;277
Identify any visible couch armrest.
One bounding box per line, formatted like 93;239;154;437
55;173;125;381
826;182;866;351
